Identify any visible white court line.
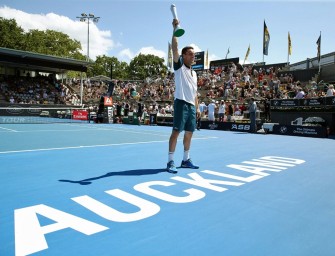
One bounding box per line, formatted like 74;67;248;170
1;123;213;139
0;136;218;154
0;126;18;132
59;123;216;139
0;127;172;137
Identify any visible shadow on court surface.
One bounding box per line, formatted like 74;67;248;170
59;168;167;185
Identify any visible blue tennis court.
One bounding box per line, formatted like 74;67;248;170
1;123;335;256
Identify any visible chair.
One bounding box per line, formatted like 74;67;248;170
291;117;303;125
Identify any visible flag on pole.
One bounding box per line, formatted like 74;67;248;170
288;32;292;56
205;49;209;69
225;47;230;59
316;34;321;63
168;42;173;68
244;44;250;63
263;21;270;55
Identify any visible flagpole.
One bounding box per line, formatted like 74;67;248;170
206;49;209;70
243;44;250;65
318;31;321;74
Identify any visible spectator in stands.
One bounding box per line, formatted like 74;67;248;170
137;101;144;125
227;102;234;122
124;102;130;116
218;100;226;122
249;97;257;133
294;87;305;99
207;100;216;122
234;103;241;116
273;76;280;95
243;72;250;84
197;101;207;130
264;98;271;121
326;84;335;97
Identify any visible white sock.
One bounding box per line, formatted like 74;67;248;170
183;150;190;161
168;152;174;162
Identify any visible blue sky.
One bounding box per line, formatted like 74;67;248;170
0;0;334;66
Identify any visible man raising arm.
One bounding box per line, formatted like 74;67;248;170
166;18;200;174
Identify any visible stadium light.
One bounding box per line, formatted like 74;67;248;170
76;13;100;62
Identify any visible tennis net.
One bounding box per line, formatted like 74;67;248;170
0;106;93;124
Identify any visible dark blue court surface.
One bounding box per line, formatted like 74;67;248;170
1;123;335;256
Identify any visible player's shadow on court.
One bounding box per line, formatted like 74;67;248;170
59;168;167;185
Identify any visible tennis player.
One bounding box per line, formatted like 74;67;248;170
166;18;200;173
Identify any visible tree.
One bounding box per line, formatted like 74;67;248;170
0;18;26;49
128;54;168;80
0;17;169;81
89;55;129;80
24;29;84;59
0;18;84;60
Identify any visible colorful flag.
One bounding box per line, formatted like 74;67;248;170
244;44;250;63
263;21;270;55
168;42;173;68
316;35;321;62
288;32;292;55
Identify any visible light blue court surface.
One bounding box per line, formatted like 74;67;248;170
0;123;335;256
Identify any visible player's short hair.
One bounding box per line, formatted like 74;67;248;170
182;46;194;55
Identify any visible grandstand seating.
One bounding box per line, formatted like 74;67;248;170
0;62;331;125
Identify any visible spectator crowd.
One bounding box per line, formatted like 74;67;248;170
1;62;334;124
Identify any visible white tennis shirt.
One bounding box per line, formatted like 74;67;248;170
174;57;198;105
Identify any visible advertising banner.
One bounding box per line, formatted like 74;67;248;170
300;98;324;107
192;51;205;70
200;121;252;132
272;124;327;138
72;110;88;120
271;99;299;107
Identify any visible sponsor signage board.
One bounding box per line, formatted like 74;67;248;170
72;110;88;120
272;124;327;138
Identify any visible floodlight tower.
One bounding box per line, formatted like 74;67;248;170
76;13;100;61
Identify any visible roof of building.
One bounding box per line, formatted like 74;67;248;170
0;47;88;73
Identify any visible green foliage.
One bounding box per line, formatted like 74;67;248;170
24;29;83;58
0;17;84;60
0;18;26;49
0;17;169;80
128;54;168;80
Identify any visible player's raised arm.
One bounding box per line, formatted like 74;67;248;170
171;19;180;63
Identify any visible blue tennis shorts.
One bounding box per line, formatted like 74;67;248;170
172;99;196;132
